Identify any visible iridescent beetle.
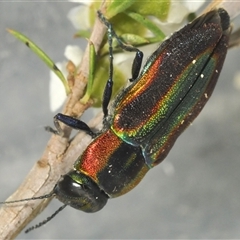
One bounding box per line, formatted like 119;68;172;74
1;8;232;232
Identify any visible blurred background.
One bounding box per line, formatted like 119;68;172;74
0;2;240;239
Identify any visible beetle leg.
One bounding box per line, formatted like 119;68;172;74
102;18;114;119
102;78;113;119
97;10;144;82
107;28;143;81
98;11;144;119
130;51;143;82
45;113;96;138
107;34;143;81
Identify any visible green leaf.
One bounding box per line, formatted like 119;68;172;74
125;11;165;41
74;29;91;39
81;53;126;107
129;0;170;21
7;28;70;95
110;12;148;40
106;0;137;18
81;41;96;104
120;33;149;46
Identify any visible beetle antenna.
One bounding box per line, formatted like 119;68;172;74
0;191;67;233
0;191;55;205
25;204;67;233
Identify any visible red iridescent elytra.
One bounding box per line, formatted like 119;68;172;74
53;8;230;212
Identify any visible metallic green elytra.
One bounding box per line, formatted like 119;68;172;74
111;8;230;167
1;8;232;232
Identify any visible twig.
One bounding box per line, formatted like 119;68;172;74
0;2;108;239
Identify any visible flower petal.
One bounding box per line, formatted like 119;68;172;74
64;45;83;66
49;62;67;112
68;5;91;30
68;0;92;4
182;0;205;12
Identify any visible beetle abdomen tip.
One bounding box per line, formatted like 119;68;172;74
218;8;230;32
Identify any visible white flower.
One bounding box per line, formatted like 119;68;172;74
152;1;206;36
49;62;68;112
67;4;91;30
183;0;206;13
64;45;83;67
169;0;205;23
68;0;91;4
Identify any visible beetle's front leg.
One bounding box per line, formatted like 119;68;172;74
45;113;96;138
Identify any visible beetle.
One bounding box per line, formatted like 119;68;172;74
51;7;231;209
1;8;232;232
